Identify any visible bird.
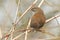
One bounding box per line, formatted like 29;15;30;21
30;7;46;31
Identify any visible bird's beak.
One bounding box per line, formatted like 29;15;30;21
31;8;35;12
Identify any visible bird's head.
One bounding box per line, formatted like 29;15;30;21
31;7;41;12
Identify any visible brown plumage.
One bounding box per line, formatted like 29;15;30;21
30;7;46;31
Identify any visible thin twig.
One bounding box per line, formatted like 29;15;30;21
12;30;31;40
24;19;31;40
38;0;44;7
14;0;21;23
11;28;15;40
10;0;21;38
46;14;60;23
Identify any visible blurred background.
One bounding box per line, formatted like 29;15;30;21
0;0;60;40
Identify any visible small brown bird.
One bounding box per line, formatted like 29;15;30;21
30;7;46;31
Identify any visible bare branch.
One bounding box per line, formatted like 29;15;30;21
38;0;44;7
46;14;60;23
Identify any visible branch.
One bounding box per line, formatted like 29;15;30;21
38;0;44;7
46;14;60;23
24;19;31;40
